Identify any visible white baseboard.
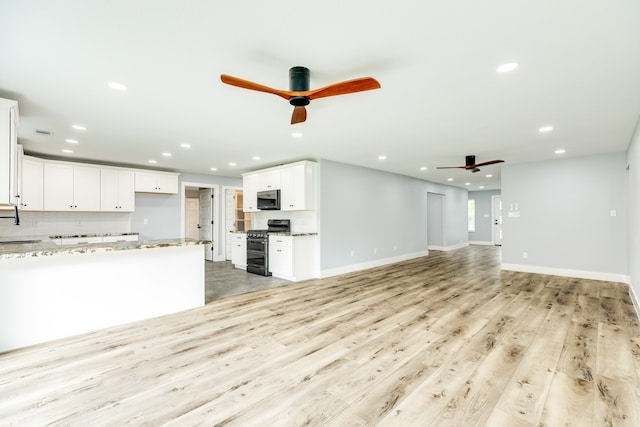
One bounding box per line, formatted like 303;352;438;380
501;263;628;284
469;241;494;246
628;281;640;320
320;250;429;279
428;242;469;252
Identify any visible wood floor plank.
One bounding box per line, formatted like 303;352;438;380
1;246;639;426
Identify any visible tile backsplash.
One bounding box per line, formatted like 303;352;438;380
0;211;131;238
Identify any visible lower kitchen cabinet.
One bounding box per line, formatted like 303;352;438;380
231;232;247;269
268;235;316;281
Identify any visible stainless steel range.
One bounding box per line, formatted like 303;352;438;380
246;219;291;276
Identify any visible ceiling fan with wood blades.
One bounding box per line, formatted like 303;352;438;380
220;66;381;124
437;155;504;173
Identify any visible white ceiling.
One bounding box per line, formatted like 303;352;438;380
1;1;639;190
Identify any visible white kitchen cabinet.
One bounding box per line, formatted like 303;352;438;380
20;156;44;211
257;169;281;191
231;232;247;269
101;168;135;212
280;161;316;211
242;173;259;212
0;98;19;207
268;234;316;281
134;170;179;194
44;163;101;211
101;234;139;243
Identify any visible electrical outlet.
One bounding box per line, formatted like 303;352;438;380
374;248;377;254
393;245;397;252
143;218;149;225
350;250;354;257
522;252;528;259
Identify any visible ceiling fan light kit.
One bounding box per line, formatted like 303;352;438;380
220;66;380;125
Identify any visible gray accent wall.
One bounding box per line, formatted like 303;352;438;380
318;159;468;272
468;190;501;243
501;153;628;277
627;117;640;303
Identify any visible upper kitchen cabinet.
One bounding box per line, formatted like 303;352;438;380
20;156;44;211
280;161;317;211
258;169;281;191
44;162;101;211
0;98;19;208
134;170;179;194
242;173;259;212
100;168;135;212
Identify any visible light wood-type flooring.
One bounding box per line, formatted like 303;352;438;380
1;246;639;426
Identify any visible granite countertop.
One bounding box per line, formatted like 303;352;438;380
49;232;139;239
0;237;210;260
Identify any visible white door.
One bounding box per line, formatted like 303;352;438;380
199;188;214;260
185;198;199;240
225;188;236;260
492;195;503;246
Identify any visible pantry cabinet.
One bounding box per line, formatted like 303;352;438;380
134;171;178;194
101;168;135;212
19;156;44;211
43;163;100;211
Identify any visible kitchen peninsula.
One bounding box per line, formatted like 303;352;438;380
0;237;208;353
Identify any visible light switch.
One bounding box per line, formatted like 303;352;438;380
610;210;617;217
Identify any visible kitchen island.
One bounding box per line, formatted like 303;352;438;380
0;237;208;353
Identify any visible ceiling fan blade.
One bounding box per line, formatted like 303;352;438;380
305;77;381;100
473;160;504;167
436;166;467;169
291;106;307;124
220;74;293;100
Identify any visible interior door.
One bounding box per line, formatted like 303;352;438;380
492;195;503;246
199;188;214;260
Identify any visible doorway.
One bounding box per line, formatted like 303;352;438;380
427;192;445;250
181;183;220;261
492;195;503;246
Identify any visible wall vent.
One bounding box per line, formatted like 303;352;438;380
34;129;53;136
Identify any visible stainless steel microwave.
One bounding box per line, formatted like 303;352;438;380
257;190;280;210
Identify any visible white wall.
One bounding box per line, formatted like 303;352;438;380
318;159;468;275
626;117;640;308
501;153;628;282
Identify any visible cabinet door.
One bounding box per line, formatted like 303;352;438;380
269;243;293;276
156;173;178;194
231;234;247;267
134;171;158;192
243;174;259;212
258;169;281;191
116;170;135;211
73;165;100;211
100;169;119;211
20;157;44;211
280;164;305;211
44;163;74;211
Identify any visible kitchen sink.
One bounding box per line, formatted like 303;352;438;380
0;239;42;245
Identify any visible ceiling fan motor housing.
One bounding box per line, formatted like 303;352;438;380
289;66;310;106
465;155;476;167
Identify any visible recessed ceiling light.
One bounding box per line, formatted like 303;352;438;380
210;167;218;171
497;62;518;73
555;149;566;155
65;138;79;144
71;124;86;131
539;126;554;133
378;155;387;160
162;152;172;157
252;156;261;160
107;81;127;91
62;149;73;154
148;160;157;164
180;143;191;148
292;132;302;138
229;162;237;166
479;185;485;189
485;174;493;178
447;178;454;182
465;182;471;186
420;166;427;171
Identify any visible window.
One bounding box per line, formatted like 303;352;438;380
468;199;476;232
